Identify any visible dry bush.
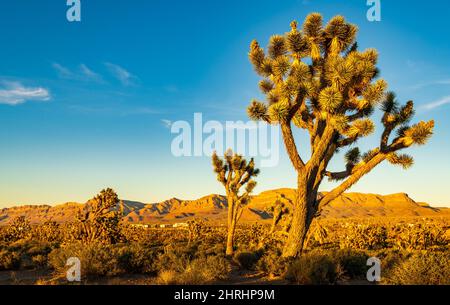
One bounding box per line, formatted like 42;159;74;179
157;255;231;285
48;242;121;278
386;251;450;285
255;248;290;276
329;249;369;278
285;252;341;285
115;243;160;274
233;250;262;270
0;249;21;270
0;239;53;271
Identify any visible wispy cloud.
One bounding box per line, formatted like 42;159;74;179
421;96;450;111
79;64;103;82
0;81;50;105
104;63;137;86
52;63;103;83
411;79;450;90
161;119;172;128
52;63;74;79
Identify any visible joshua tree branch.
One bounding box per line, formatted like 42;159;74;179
280;121;305;171
317;152;386;212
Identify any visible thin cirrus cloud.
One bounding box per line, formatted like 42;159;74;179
52;63;103;83
421;96;450;111
161;119;172;128
411;79;450;90
52;62;137;86
104;62;138;86
0;81;50;105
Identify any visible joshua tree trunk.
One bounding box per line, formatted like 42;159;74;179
282;174;315;257
226;218;236;256
226;196;238;256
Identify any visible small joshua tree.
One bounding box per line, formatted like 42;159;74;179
76;188;123;244
267;195;291;234
247;13;434;257
212;150;260;256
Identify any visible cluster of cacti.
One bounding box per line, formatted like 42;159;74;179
339;224;388;250
212;150;260;255
247;13;434;257
4;216;32;242
32;221;62;243
389;223;448;250
187;219;211;244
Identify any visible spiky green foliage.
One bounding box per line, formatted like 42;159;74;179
247;13;435;257
212;150;260;255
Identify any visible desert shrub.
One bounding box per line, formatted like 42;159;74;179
0;249;21;270
233;251;261;270
340;224;388;250
330;249;369;278
373;248;408;274
285;253;340;285
115;243;160;274
255;248;290;276
201;243;226;256
48;242;121;278
157;255;231;285
386;251;450;285
0;239;54;270
31;254;48;267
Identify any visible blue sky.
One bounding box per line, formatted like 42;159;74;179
0;0;449;207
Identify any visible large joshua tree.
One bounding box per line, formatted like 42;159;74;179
247;13;434;257
212;150;260;256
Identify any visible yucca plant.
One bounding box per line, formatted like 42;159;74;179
212;149;260;256
248;13;434;257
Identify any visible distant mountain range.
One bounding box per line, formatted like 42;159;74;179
0;189;448;226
